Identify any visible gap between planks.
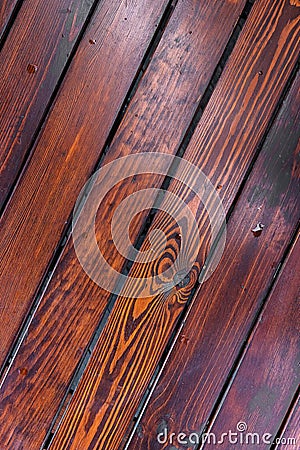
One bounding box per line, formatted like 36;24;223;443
0;2;251;448
41;2;256;446
49;1;300;448
44;0;258;448
127;69;300;450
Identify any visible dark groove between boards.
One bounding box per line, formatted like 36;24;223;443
196;223;300;450
0;0;24;50
0;0;179;385
124;0;256;272
0;1;181;447
123;52;300;450
42;1;257;447
0;0;103;217
270;387;300;450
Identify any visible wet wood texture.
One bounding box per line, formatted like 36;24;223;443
0;0;102;207
0;0;299;449
49;1;300;449
0;0;170;370
129;71;300;450
203;235;299;450
0;0;248;448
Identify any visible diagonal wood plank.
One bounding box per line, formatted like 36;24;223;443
275;396;300;449
0;0;103;207
129;72;300;450
0;0;171;368
0;0;19;41
202;234;299;450
0;1;248;448
49;1;300;449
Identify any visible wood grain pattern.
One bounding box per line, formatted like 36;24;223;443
275;397;300;448
0;0;102;207
129;72;300;450
0;0;170;368
203;235;299;450
49;2;300;449
0;0;19;41
0;1;248;448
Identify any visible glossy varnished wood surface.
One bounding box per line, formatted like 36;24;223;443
204;235;299;449
0;1;249;448
129;72;300;450
0;0;299;449
49;1;300;448
0;0;101;207
0;0;169;371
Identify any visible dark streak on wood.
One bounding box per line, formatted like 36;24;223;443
0;0;102;207
274;396;300;449
203;235;299;450
0;0;19;42
130;73;300;450
0;1;248;448
48;2;300;449
0;0;170;369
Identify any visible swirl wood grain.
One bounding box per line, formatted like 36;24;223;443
49;2;300;449
0;1;248;448
0;0;169;369
130;73;300;450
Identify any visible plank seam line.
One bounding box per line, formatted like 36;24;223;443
196;223;300;450
122;60;300;449
42;1;259;447
0;0;104;217
0;0;23;50
0;0;181;442
0;0;179;384
124;0;257;282
270;386;300;450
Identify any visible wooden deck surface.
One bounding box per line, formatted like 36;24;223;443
0;0;299;449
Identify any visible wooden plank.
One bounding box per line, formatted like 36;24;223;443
49;2;300;449
275;397;300;449
129;73;300;450
203;236;299;450
0;0;104;207
0;1;248;448
0;0;19;41
0;0;171;367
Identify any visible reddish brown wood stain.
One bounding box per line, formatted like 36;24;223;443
203;236;299;449
49;1;300;449
0;0;299;449
275;397;300;449
0;0;108;207
0;0;170;369
0;0;249;448
129;72;300;450
0;0;18;40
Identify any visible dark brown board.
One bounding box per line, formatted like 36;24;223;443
130;73;300;450
0;0;248;448
275;397;300;449
50;2;300;449
202;235;299;450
